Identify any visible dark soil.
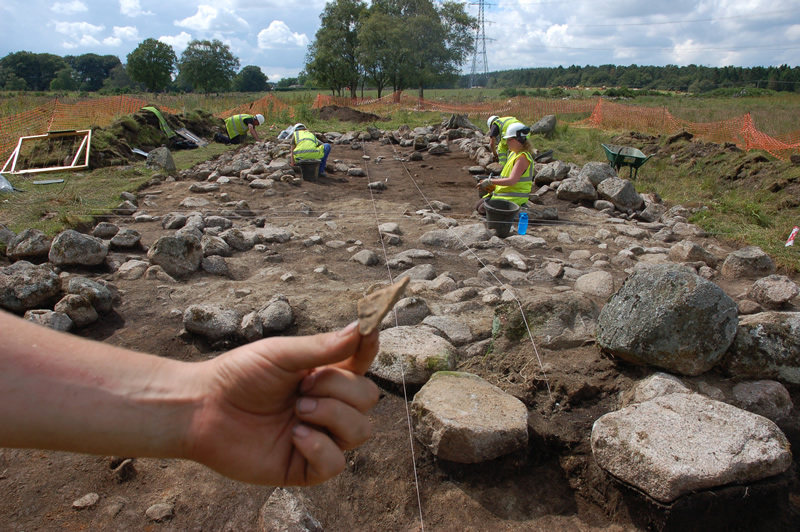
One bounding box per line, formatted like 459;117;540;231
1;133;799;531
317;105;388;123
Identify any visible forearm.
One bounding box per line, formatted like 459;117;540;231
0;311;199;458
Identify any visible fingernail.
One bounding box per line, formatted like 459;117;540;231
300;372;316;393
293;424;311;438
336;320;359;337
297;398;317;414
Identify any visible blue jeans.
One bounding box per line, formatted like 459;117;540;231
320;143;331;175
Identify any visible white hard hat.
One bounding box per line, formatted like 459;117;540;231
486;115;499;129
255;114;265;125
503;122;531;140
293;123;306;130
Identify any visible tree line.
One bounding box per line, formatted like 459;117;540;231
0;40;276;95
463;64;800;94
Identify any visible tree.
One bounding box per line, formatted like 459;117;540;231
0;52;67;91
49;67;79;91
66;54;121;91
126;39;176;93
232;65;269;92
178;39;240;93
357;10;404;97
305;0;366;97
101;64;141;94
364;0;475;99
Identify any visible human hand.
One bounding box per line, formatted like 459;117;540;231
184;321;380;486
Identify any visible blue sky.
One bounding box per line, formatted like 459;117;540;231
0;1;798;82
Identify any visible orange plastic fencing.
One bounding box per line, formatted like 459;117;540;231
217;93;293;122
579;98;800;160
1;95;177;166
2;92;798;166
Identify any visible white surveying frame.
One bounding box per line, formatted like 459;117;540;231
1;129;92;175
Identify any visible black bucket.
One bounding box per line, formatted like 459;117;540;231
298;159;320;181
484;199;520;238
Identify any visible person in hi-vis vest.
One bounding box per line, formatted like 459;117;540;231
475;122;534;217
215;113;265;144
290;123;332;177
486;115;524;166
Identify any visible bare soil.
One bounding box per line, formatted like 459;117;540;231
2;138;799;531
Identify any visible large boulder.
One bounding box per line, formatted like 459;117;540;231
723;311;800;385
529;114;557;137
147;234;203;278
591;393;792;503
419;224;492;250
411;372;528;463
6;228;52;262
0;261;61;311
502;292;599;349
720;246;775;279
370;326;457;386
48;230;108;267
596;264;738;376
578;162;616;187
596;177;644;212
556;177;597;203
146;147;176;173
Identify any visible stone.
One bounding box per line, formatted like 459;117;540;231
72;492;100;510
370;326;457;386
7;229;53;262
597;177;644;212
747;275;799;309
596;264;738;376
732;380;793;423
721;246;776;279
23;309;73;331
145;503;174;522
412;372;528;463
183;305;241;341
259;295;294;334
591;393;792;503
48;230;108;266
574;270;615;299
0;261;61;312
54;294;99;327
146;147;176;173
379;297;431;329
147;234;203;278
258;488;322;532
724;312;800;384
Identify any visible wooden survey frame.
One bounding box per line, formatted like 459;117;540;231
1;129;92;175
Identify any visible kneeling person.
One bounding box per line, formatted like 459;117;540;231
215;113;265;144
291;123;331;177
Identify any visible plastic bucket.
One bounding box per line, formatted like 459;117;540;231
484;199;520;238
298;159;320;181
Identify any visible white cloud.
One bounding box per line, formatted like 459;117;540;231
257;21;309;49
111;25;139;41
787;24;800;40
175;5;249;33
53;21;105;38
51;1;88;15
159;32;193;54
120;0;153;17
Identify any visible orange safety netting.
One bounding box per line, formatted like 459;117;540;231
2;92;798;165
578;98;800;161
1;95;178;165
217;93;294;122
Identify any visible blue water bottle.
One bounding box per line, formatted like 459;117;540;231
517;212;528;235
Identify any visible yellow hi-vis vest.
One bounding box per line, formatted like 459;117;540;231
292;130;324;160
225;114;254;139
490;150;534;206
491;116;523;162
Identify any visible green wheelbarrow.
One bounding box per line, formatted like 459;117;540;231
601;143;651;179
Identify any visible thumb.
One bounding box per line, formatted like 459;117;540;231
262;322;378;375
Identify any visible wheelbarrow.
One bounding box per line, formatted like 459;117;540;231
601;143;651;179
